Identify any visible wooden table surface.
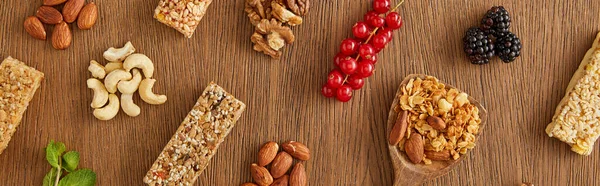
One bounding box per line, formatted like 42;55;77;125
1;0;600;185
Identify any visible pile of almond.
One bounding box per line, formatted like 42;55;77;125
24;0;98;50
242;141;310;186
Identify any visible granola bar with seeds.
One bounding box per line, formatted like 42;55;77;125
0;57;44;155
154;0;213;38
143;82;246;185
546;32;600;155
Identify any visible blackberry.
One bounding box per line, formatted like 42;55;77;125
463;27;494;65
495;32;522;63
481;6;511;37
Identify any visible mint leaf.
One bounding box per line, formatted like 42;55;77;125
62;151;80;172
58;169;96;186
46;140;66;168
42;168;58;186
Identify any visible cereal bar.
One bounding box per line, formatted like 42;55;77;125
546;32;600;155
143;82;246;185
0;57;44;155
154;0;213;38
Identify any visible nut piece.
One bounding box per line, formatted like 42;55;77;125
426;116;446;130
139;78;167;105
24;16;46;40
93;94;119;120
62;0;85;23
270;151;293;179
424;150;451;161
36;6;63;24
104;41;136;62
117;69;142;94
258;141;279;166
251;163;274;186
123;53;154;78
256;19;295;44
43;0;67;6
251;33;281;59
51;21;72;50
285;0;309;16
281;141;310;160
77;3;98;30
404;133;424;164
271;175;289;186
271;2;303;26
121;93;141;117
87;78;109;108
244;0;272;26
389;110;408;145
289;163;306;186
88;60;106;79
240;183;259;186
104;62;124;73
104;69;133;93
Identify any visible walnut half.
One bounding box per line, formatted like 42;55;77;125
285;0;309;16
271;1;303;26
251;19;295;59
245;0;272;26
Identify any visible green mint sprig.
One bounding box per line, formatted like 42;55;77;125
43;140;96;186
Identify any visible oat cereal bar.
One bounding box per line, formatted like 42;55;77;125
0;57;44;155
154;0;213;38
143;82;246;185
546;32;600;155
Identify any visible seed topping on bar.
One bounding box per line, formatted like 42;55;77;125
144;82;245;185
154;0;213;38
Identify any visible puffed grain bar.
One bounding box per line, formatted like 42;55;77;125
0;57;44;155
143;82;246;185
154;0;213;38
546;32;600;155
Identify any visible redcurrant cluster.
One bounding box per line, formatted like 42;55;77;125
321;0;404;102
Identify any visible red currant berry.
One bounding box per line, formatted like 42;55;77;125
347;75;365;90
326;70;345;88
385;12;403;29
339;58;358;75
371;34;388;49
356;61;375;78
352;22;371;39
358;44;376;60
334;53;349;67
363;54;378;64
368;16;385;28
364;11;379;24
321;84;336;98
340;38;360;55
378;27;393;40
373;0;391;13
336;85;353;102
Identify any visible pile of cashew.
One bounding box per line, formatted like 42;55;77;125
87;41;167;120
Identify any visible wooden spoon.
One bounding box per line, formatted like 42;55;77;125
386;74;488;186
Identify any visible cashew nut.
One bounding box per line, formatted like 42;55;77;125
104;69;132;93
105;61;123;73
121;93;140;117
103;41;136;62
87;78;108;108
117;69;142;94
139;79;167;105
124;53;154;78
93;94;119;120
88;60;106;79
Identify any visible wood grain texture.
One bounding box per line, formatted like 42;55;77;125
0;0;599;185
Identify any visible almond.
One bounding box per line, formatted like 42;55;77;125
270;152;293;178
258;141;279;166
43;0;67;6
424;150;451;161
389;110;408;145
62;0;85;23
289;163;306;186
250;163;273;186
24;16;46;40
51;21;72;50
426;116;446;130
404;133;424;164
281;141;310;161
36;6;63;24
77;2;98;30
271;175;289;186
240;183;259;186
